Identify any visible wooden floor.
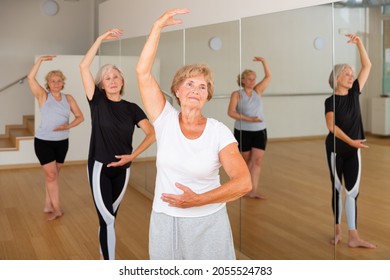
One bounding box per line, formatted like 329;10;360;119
0;135;389;260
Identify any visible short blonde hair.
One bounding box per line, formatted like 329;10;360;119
328;64;354;90
95;64;125;95
45;70;66;91
237;69;256;87
171;64;214;105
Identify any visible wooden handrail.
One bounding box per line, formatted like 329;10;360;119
0;75;27;93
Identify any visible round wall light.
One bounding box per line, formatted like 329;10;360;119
313;36;326;50
209;36;222;51
42;0;59;16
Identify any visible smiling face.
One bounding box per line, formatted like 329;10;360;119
45;70;66;93
47;75;64;93
241;72;257;89
176;76;209;109
171;64;214;106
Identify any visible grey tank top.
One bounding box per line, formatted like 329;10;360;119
234;89;266;131
35;92;70;141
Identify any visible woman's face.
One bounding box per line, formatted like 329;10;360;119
242;73;256;88
337;67;354;90
177;75;208;109
101;69;123;95
48;75;64;92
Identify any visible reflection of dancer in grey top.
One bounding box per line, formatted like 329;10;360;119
324;34;376;249
228;57;272;199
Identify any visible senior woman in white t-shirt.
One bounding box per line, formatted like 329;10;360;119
136;8;251;260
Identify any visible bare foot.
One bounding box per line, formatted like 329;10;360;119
245;192;267;200
46;210;64;221
348;238;377;249
330;234;342;245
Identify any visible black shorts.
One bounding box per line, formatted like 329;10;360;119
34;137;69;165
234;129;267;152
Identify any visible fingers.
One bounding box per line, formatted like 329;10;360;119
40;55;56;61
103;28;123;40
345;34;360;44
253;56;264;61
158;8;190;27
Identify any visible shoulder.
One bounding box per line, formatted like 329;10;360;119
351;79;360;93
207;118;231;132
324;95;334;112
64;93;74;101
324;94;335;103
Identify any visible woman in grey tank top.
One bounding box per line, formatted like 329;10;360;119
27;55;84;221
228;57;272;199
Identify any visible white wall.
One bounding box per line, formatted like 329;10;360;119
99;0;338;39
0;0;96;134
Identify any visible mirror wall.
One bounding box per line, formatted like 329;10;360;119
99;3;390;260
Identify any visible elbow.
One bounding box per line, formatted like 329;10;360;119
326;124;334;134
150;131;156;144
135;63;145;78
79;115;85;124
146;129;156;144
79;61;89;72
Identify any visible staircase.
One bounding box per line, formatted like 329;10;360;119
0;115;34;151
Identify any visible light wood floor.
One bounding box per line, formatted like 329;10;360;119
0;136;389;260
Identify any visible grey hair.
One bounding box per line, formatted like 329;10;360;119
94;64;125;95
328;64;354;90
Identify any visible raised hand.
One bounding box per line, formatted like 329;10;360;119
154;8;190;30
100;28;123;41
38;55;56;62
253;56;265;63
345;34;362;45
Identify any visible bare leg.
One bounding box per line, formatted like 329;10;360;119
43;183;53;213
330;224;342;245
42;161;64;221
348;230;377;249
242;149;266;199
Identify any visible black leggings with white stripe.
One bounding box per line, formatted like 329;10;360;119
326;148;361;230
87;160;130;260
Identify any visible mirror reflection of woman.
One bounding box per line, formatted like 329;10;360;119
136;8;251;260
325;34;376;249
27;55;84;221
228;57;272;199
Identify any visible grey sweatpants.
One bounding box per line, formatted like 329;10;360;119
149;206;236;260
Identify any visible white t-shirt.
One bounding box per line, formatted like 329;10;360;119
153;101;237;217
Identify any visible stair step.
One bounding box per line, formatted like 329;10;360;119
0;115;35;151
0;138;13;149
9;128;33;146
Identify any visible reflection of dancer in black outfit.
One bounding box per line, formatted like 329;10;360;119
325;34;376;249
80;29;156;259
